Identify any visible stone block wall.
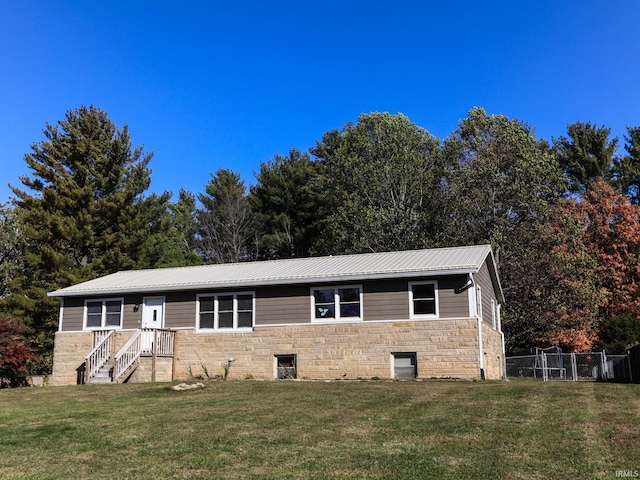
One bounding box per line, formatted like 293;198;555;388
173;319;487;381
50;319;505;385
481;323;505;380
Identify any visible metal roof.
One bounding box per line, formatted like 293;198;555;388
49;244;500;298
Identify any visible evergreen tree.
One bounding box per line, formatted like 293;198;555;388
196;169;253;263
250;149;324;259
4;105;171;366
552;121;618;193
612;126;640;205
0;204;22;300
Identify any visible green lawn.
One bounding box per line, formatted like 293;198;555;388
1;380;638;479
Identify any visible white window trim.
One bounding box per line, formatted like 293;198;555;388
310;285;364;323
476;285;483;321
409;280;439;319
195;292;255;332
83;298;125;331
491;299;496;329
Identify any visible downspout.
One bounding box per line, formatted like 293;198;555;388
58;298;64;332
498;304;507;380
470;273;485;380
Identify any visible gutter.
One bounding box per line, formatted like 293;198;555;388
469;273;485;380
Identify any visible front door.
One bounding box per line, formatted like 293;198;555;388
142;297;165;352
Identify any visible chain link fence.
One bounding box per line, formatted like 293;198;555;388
506;351;632;382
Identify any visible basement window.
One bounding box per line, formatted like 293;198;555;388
393;353;417;379
275;355;297;379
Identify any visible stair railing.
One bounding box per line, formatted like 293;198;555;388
113;330;142;383
85;330;114;381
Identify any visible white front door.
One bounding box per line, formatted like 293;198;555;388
142;297;165;351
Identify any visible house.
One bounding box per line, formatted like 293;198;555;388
48;244;505;385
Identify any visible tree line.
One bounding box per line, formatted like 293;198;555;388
2;105;640;378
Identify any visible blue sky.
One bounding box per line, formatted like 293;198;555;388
2;2;639;204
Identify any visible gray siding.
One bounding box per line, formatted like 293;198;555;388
255;285;310;326
475;261;498;327
164;292;197;328
61;297;84;331
437;275;473;319
60;274;478;331
364;280;408;321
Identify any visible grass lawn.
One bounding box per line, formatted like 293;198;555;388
1;380;639;479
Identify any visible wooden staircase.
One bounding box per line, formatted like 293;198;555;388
84;329;175;384
90;359;115;384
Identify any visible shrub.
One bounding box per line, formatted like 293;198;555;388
0;316;40;387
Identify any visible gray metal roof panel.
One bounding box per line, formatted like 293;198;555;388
49;245;494;297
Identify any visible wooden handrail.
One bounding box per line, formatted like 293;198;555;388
114;330;142;382
85;330;114;381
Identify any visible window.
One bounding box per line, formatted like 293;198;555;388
393;353;417;379
275;355;297;379
409;281;439;318
311;286;363;322
196;293;254;331
84;299;124;330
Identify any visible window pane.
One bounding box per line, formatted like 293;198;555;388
104;301;122;326
238;311;252;328
87;302;102;315
413;284;434;299
237;295;253;312
219;311;233;328
338;288;359;302
314;289;334;304
200;297;214;313
86;301;102;327
200;312;214;329
218;296;233;312
340;302;360;318
394;354;417;379
414;299;436;315
315;304;335;319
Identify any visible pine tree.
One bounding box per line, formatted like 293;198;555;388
4;105;171;366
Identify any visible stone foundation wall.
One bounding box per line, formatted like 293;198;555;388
173;319;485;381
128;357;173;383
51;319;505;385
481;324;505;380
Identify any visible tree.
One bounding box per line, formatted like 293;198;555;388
442;108;569;350
250;149;325;259
196;169;253;263
518;204;600;351
4;105;171;366
570;179;640;321
595;315;640;354
141;189;201;267
553;121;618;193
612;126;640;205
310;112;444;255
0;204;22;300
442;107;566;259
0;316;40;387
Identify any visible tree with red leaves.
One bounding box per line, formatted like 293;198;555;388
574;179;640;321
0;316;40;387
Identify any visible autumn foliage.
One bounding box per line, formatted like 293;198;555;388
534;179;640;351
0;316;40;387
